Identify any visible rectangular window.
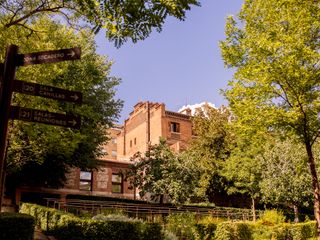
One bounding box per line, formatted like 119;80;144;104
79;171;92;191
100;148;107;155
112;173;123;193
111;150;117;157
134;138;137;145
170;122;180;133
130;140;132;147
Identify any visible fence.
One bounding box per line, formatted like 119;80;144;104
44;198;261;222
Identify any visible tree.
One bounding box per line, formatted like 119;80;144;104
0;0;200;46
125;139;197;205
259;138;312;223
2;17;122;190
186;104;235;201
220;0;320;233
222;138;262;221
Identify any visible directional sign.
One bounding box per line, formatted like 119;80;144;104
15;47;81;66
10;106;81;129
13;80;82;104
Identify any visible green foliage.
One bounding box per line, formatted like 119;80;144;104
163;230;178;240
214;222;252;240
185;105;235;200
0;0;200;46
20;203;164;240
194;223;217;240
92;213;138;222
220;0;320;228
19;202;77;231
0;212;35;240
250;221;317;240
222;133;262;219
259;210;286;226
213;220;316;240
194;217;221;240
166;212;197;240
1;17;122;189
221;0;320;140
141;223;164;240
126;138;198;204
259;139;312;221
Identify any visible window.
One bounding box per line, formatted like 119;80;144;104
111;138;117;144
170;122;180;133
111;150;117;157
130;140;132;147
112;173;123;193
79;171;92;191
134;138;137;145
100;148;107;155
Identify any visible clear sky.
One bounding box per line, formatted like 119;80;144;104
95;1;243;123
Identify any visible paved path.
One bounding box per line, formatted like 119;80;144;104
34;227;56;240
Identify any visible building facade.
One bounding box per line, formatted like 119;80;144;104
15;101;194;203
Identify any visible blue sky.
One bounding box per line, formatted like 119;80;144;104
95;1;243;123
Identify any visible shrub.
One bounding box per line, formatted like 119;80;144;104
0;212;35;240
163;230;178;240
166;212;197;240
193;216;222;240
20;202;77;232
214;222;235;240
259;210;286;226
20;203;164;240
287;221;316;240
250;221;317;240
92;213;138;222
214;222;252;240
194;223;217;240
141;222;164;240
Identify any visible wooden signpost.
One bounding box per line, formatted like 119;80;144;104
16;47;81;66
10;106;81;129
13;80;82;104
0;45;82;211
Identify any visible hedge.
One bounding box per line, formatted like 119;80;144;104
194;223;217;240
193;220;317;240
214;222;252;240
166;212;197;240
0;212;35;240
20;203;164;240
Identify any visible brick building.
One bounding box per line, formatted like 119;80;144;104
15;101;194;203
117;101;193;159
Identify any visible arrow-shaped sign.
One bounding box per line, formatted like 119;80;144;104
15;47;81;66
68;119;78;127
13;79;82;104
10;106;81;129
70;94;79;101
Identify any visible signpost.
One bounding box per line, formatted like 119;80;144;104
0;45;82;211
13;80;82;104
16;47;81;66
10;106;81;129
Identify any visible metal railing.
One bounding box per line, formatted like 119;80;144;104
44;198;260;222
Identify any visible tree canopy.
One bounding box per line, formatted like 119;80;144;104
185;105;235;201
0;0;200;46
220;0;320;232
259;138;312;222
3;17;122;189
125;139;198;205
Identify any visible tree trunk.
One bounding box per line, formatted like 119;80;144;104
251;197;256;222
159;194;164;204
305;142;320;236
293;204;299;223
